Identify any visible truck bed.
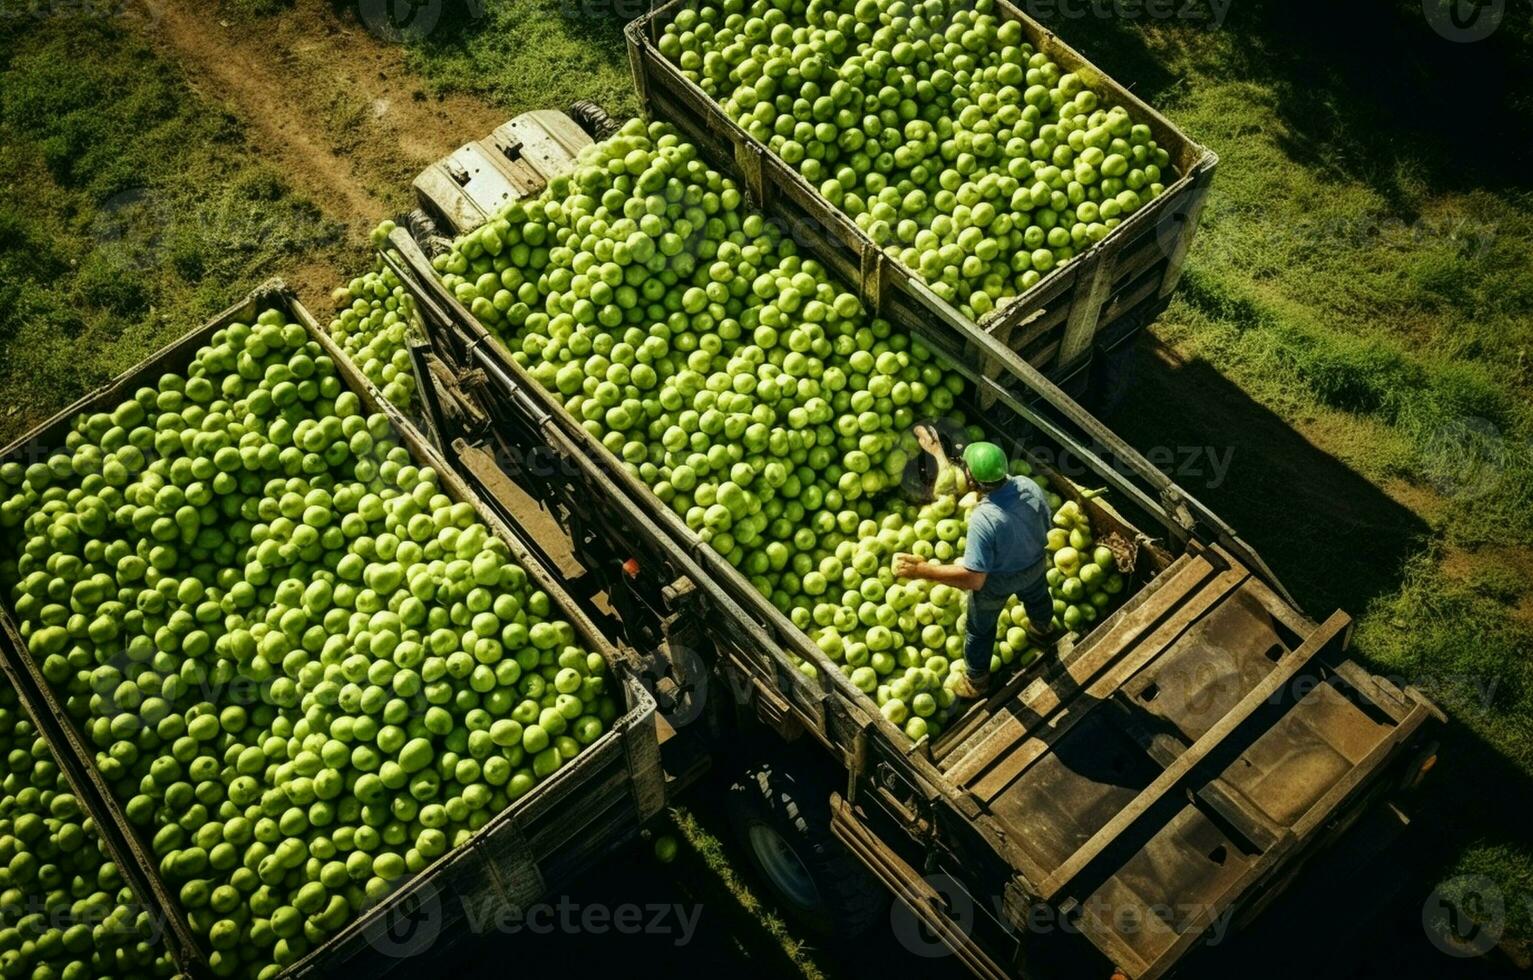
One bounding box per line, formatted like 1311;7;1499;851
0;281;666;979
386;108;1442;979
937;546;1437;978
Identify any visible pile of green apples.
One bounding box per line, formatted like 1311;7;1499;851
432;118;1129;739
659;0;1174;321
0;682;173;980
329;234;420;413
0;310;616;975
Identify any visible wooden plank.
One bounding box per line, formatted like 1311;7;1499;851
1332;660;1414;724
734;139;767;207
941;552;1212;776
967;566;1251;803
1289;700;1434;838
831;796;1014;980
624;18;650;112
1057;249;1118;367
942;553;1219;785
860;241;887;315
1099;270;1164;326
1111;228;1175;287
1116;690;1281;852
1022;338;1061;367
1158;160;1216;300
1195;777;1287;851
1230;569;1322;636
1007;304;1062;353
1134;699;1432;979
978;314;1023;409
1034;611;1351;900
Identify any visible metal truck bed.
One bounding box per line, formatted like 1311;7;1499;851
413;109;595;237
0;281;665;979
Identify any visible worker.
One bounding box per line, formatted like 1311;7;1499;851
893;441;1060;699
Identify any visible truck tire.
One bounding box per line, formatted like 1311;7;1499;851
726;760;887;938
568;100;619;141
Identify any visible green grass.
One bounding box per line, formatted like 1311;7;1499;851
669;807;830;979
0;14;357;445
396;0;641;118
1046;0;1533;945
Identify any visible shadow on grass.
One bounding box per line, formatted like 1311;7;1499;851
1032;0;1533;206
1089;334;1431;618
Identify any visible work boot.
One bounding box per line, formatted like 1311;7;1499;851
1025;622;1063;646
952;673;991;700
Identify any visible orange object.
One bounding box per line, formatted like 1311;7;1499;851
622;558;640;578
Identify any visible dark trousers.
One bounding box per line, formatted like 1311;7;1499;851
964;562;1052;679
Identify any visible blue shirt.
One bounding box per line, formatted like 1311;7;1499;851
961;477;1052;578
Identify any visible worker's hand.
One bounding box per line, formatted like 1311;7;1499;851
914;423;941;456
892;553;925;579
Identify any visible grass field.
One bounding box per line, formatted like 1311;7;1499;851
0;11;362;444
1;0;1530;971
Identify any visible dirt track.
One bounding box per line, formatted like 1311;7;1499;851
142;0;505;297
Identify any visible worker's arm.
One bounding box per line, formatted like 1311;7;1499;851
893;553;987;592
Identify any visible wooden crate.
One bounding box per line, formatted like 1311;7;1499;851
626;0;1217;395
0;280;664;979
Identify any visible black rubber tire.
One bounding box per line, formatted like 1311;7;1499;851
568;99;619;141
726;760;888;938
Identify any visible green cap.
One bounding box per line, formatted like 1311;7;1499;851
962;441;1008;486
